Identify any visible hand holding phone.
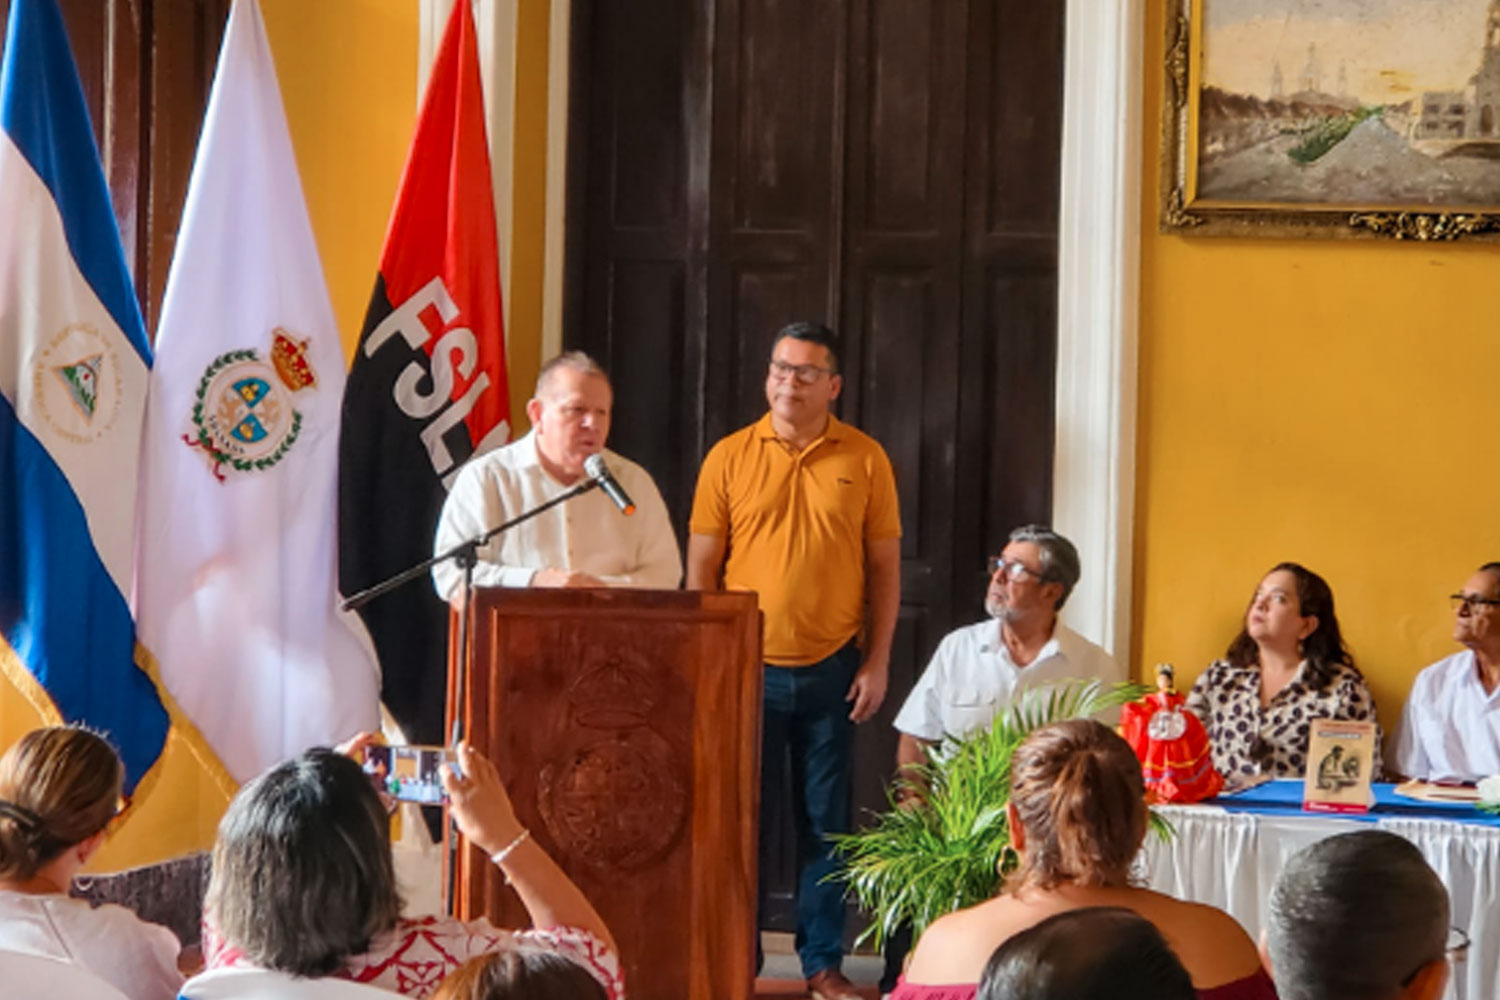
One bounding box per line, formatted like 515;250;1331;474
441;742;525;856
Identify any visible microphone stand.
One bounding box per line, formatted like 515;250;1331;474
340;476;602;915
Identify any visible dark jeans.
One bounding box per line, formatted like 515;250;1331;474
760;642;861;979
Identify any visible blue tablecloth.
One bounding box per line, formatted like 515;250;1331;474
1206;779;1500;826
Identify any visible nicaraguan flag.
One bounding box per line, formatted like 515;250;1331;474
134;0;379;782
0;0;168;791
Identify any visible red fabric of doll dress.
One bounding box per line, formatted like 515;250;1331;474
1119;690;1223;803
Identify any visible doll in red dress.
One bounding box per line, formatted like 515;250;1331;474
1119;664;1223;803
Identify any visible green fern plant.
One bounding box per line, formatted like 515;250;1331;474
832;679;1165;949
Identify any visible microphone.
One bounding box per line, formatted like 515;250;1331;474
584;453;636;515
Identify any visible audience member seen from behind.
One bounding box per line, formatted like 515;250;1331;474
891;720;1274;1000
1390;562;1500;781
976;906;1195;1000
1184;562;1380;781
183;740;621;999
0;726;184;1000
1264;830;1456;1000
432;946;608;1000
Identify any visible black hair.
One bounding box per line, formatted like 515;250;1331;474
1266;830;1448;1000
977;906;1195;1000
773;320;840;371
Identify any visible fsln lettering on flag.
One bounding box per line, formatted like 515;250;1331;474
339;0;509;747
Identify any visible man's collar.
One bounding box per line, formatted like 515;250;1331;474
514;430;596;487
755;411;847;442
981;617;1062;658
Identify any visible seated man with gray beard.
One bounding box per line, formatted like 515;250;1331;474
882;525;1120;995
893;525;1121;772
1263;830;1456;1000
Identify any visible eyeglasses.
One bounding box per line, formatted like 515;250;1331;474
768;359;835;385
988;556;1044;582
1401;927;1469;986
1450;593;1500;612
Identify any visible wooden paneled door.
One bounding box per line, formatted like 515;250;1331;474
0;0;227;333
566;0;1064;934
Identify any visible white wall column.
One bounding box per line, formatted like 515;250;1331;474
1053;0;1144;666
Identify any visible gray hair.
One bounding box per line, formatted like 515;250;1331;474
1266;831;1448;1000
533;350;610;399
205;748;403;976
1008;525;1081;610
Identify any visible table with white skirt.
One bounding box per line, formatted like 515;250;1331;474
1140;780;1500;1000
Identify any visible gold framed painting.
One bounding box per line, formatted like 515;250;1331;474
1161;0;1500;240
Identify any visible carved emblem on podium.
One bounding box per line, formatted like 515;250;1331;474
537;650;688;875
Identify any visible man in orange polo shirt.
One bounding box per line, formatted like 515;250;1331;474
686;321;902;1000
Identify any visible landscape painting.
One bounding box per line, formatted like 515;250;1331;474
1162;0;1500;238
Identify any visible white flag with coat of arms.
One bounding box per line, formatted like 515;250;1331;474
134;0;378;782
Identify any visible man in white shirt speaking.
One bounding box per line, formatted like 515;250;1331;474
1391;561;1500;782
892;524;1121;771
431;351;681;599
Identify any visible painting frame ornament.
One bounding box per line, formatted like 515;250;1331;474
1160;0;1500;240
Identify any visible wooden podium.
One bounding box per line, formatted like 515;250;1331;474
447;588;762;1000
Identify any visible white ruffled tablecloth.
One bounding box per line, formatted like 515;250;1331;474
1141;799;1500;1000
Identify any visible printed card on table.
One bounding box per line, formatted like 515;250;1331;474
1302;719;1376;814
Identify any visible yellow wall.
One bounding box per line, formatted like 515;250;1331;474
261;0;418;363
504;0;551;432
1136;0;1500;734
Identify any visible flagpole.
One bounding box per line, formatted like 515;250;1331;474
447;549;475;917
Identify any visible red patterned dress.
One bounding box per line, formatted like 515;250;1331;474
202;915;623;999
1119;689;1223;803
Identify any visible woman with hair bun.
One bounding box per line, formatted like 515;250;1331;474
890;720;1274;1000
0;725;184;1000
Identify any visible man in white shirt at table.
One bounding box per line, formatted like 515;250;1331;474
431;351;681;599
892;525;1122;772
1390;561;1500;781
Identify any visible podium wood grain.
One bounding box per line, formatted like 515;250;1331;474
448;588;762;1000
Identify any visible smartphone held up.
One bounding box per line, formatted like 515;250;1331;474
362;744;458;805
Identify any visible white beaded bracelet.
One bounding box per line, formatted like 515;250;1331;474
489;828;531;869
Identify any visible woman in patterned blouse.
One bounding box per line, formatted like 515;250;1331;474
1185;562;1381;781
184;742;624;1000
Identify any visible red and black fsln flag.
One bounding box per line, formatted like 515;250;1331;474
339;0;509;746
